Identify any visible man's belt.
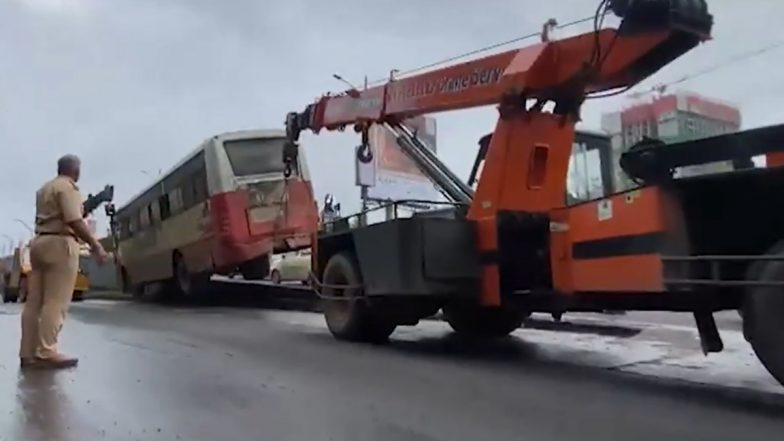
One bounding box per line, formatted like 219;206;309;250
36;232;78;240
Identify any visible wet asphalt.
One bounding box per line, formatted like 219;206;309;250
0;298;782;441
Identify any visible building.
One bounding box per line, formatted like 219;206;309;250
601;91;742;190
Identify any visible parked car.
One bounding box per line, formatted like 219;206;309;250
269;250;311;285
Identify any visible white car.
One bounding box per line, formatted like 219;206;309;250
269;249;311;285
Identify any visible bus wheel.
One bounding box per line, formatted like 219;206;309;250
131;284;146;301
744;252;784;387
3;289;17;304
322;252;396;343
18;276;27;303
240;255;271;280
173;254;210;300
121;269;148;301
2;274;11;303
443;304;527;338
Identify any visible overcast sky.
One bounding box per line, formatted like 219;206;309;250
1;0;782;247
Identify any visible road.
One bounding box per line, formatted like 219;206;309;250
0;298;782;441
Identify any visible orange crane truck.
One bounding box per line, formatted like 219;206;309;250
283;0;784;387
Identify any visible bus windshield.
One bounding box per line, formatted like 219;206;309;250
223;137;287;176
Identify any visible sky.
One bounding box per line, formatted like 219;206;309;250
1;0;782;250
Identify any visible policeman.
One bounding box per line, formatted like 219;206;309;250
19;154;108;369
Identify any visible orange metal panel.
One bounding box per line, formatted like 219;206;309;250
567;187;665;242
468;113;576;305
571;255;664;292
469;113;575;219
550;188;668;293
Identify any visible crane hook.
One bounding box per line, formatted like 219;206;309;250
283;140;299;178
356;126;373;164
356;144;373;164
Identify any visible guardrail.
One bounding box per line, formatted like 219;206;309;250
320;199;467;235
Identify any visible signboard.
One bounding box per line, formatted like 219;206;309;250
362;116;441;202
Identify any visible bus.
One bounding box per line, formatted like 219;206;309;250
115;129;318;298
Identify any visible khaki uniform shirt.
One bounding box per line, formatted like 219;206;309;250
34;176;83;237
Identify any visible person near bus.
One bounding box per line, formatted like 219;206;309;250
19;154;108;369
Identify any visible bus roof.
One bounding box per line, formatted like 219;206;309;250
117;128;285;213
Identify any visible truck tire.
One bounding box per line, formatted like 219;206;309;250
744;251;784;386
321;252;396;343
443;304;527;338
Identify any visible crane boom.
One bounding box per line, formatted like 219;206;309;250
286;1;712;140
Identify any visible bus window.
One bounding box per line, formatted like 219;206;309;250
128;215;137;237
149;202;161;225
140;206;150;229
193;169;208;202
158;194;171;221
223;138;288;176
181;170;206;209
120;218;131;239
168;188;183;214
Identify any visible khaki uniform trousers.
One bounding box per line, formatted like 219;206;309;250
19;235;79;359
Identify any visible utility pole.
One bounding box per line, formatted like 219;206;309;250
13;219;33;241
1;234;13;256
14;219;32;233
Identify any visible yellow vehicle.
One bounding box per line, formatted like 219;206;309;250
74;261;90;301
2;244;89;303
2;246;30;303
